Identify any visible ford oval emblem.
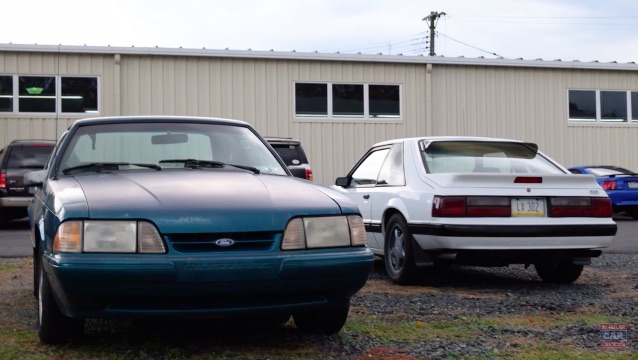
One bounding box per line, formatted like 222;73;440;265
215;238;235;247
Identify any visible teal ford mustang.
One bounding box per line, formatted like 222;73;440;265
25;116;374;344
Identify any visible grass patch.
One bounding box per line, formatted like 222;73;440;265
500;342;638;359
0;263;16;272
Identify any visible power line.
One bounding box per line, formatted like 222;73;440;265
436;31;502;57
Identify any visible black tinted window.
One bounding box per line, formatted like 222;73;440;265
568;90;596;120
19;76;56;113
62;77;98;113
272;144;307;166
601;91;627;121
369;85;400;118
295;83;327;116
333;84;363;117
7;146;54;169
0;76;12;112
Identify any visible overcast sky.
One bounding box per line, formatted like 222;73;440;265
2;0;637;63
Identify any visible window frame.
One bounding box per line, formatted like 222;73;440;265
293;81;403;122
567;89;636;124
0;74;100;116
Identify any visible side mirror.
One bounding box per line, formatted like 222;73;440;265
24;170;47;187
335;176;351;187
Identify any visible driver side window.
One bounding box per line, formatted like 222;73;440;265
350;148;390;187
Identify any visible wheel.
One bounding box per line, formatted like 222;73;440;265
535;262;584;284
38;260;84;344
293;302;350;334
384;214;418;285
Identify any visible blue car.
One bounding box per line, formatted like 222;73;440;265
24;116;374;344
568;165;638;219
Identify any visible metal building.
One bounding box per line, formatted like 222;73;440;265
1;44;638;185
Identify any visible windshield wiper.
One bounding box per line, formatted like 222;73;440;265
62;162;161;174
159;159;260;174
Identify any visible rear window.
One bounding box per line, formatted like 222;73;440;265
7;145;54;169
420;141;564;174
271;144;307;166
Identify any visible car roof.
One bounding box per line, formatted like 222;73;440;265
371;136;527;148
263;136;301;145
8;139;57;146
70;116;251;128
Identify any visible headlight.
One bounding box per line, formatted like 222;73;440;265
281;215;367;250
52;220;166;254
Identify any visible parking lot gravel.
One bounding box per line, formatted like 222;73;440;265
1;254;636;359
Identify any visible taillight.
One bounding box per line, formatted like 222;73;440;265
602;181;617;190
0;172;6;189
514;177;542;183
432;196;466;217
466;197;511;217
305;169;313;181
549;197;613;217
432;196;511;217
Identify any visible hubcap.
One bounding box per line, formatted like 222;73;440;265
388;225;405;274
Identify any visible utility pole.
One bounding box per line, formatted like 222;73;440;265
422;11;446;56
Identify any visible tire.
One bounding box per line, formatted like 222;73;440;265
535;262;584;284
33;247;39;299
293;302;350;334
384;214;418;285
38;261;84;344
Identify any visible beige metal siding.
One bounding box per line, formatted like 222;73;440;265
432;65;638;170
3;48;638;187
0;51;115;146
118;57;429;185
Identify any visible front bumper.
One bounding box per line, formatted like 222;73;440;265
43;248;374;318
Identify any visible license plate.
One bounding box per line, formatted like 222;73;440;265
628;182;638;189
511;198;545;217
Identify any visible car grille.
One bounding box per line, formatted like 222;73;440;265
166;231;279;252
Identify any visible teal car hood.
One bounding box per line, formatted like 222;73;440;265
56;171;347;233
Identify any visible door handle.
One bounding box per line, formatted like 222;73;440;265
363;194;370;199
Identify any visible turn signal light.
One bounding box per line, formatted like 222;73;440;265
305;169;314;181
0;173;6;189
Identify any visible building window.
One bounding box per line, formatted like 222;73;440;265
295;83;327;116
0;75;99;114
333;84;364;117
0;76;12;112
19;76;56;113
61;77;98;113
294;82;401;120
569;89;637;123
568;90;596;121
632;92;638;121
600;91;627;121
369;85;400;118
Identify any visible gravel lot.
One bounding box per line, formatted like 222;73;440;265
1;254;636;359
352;254;638;358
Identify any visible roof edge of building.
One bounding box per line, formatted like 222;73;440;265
1;43;637;71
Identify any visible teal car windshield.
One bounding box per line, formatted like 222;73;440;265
55;122;288;176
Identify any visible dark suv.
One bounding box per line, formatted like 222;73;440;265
264;137;313;181
0;139;56;225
